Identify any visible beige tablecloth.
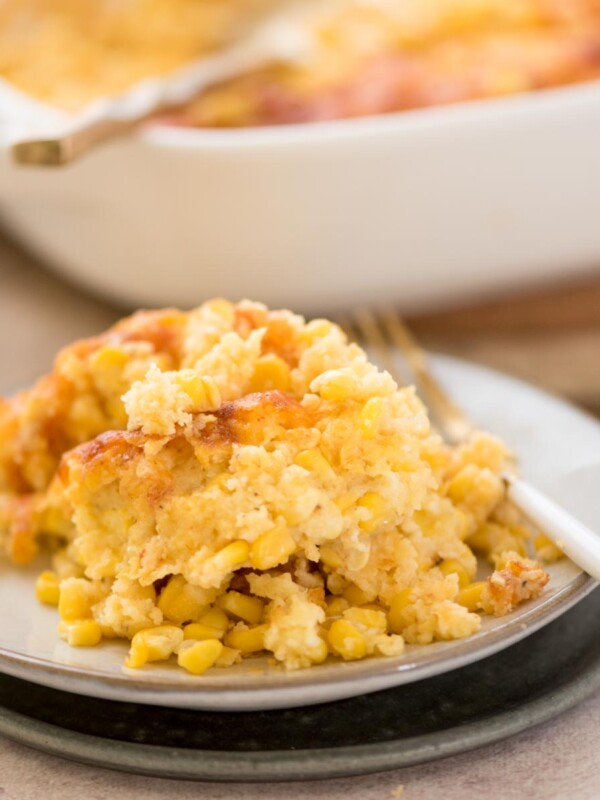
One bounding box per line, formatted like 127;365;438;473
1;233;599;800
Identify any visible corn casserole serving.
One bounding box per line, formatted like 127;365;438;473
0;300;560;676
1;1;600;126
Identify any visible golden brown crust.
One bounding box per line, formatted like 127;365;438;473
59;430;145;482
1;308;189;493
62;391;310;483
4;494;41;564
0;308;199;560
112;309;188;361
0;302;262;504
62;391;311;496
234;308;301;367
481;553;550;615
214;390;312;444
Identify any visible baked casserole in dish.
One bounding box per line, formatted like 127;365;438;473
1;0;600;124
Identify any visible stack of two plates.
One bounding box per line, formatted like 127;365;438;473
0;356;599;781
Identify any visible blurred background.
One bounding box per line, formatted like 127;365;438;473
2;231;598;417
0;0;599;413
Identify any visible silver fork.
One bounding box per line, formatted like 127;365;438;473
340;307;600;581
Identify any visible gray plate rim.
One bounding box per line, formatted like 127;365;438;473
2;350;599;711
1;643;600;783
0;571;594;705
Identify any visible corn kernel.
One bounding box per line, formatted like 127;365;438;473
216;591;264;625
439;559;471;589
250;523;296;570
415;507;471;541
183;622;225;641
158;575;208;624
206;540;250;574
177;639;223;675
319;545;343;570
446;468;476;503
309;638;329;664
199;607;230;633
249;354;291;393
468;522;527;558
204;298;235;323
317;369;357;401
137;583;158;602
344;607;387;633
388;589;413;634
343;583;372;607
466;525;493;552
534;534;551;550
327;620;367;661
90;345;128;370
325;596;350;617
176;372;221;410
59;579;92;622
534;533;564;562
334;490;362;512
280;503;311;527
456;581;485;612
9;522;37;565
357;492;387;532
106;397;128;426
455;509;471;541
302;319;334;341
294;449;335;480
423;447;452;473
39;507;72;538
374;634;405;657
413;509;434;536
446;465;504;512
125;625;184;669
224;624;268;653
35;570;60;605
61;619;102;647
359;397;384;438
327;572;348;596
357;491;386;513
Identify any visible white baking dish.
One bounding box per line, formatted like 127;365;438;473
1;80;600;313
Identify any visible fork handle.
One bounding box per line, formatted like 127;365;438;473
506;476;600;581
12;117;137;166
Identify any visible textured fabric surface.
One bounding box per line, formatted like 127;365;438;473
1;691;600;799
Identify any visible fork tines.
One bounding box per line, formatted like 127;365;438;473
338;307;475;445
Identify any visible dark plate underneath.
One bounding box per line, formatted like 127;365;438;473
1;587;599;782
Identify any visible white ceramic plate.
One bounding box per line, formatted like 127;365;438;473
1;81;600;313
0;354;597;711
